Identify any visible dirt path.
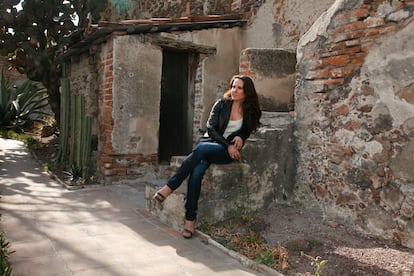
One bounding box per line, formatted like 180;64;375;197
29;134;414;275
258;202;414;275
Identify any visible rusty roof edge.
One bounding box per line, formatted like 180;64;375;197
58;19;246;61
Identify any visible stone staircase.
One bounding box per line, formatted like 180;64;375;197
145;111;296;231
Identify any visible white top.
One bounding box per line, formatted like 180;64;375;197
223;118;243;139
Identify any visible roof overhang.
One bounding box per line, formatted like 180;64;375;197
59;15;246;61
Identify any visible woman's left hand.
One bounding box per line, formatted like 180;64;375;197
231;136;243;150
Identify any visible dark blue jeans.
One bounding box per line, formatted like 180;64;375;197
167;142;233;221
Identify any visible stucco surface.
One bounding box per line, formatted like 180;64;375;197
363;20;414;127
112;36;162;155
295;0;414;248
178;28;243;128
244;0;336;49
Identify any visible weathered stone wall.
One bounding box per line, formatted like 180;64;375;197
240;48;296;111
100;0;334;50
95;35;163;183
101;0;263;21
243;0;336;49
67;27;243;183
68;52;99;127
111;36;162;156
198;112;296;224
175;28;243;139
296;0;414;248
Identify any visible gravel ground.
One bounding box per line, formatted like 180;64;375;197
258;203;414;275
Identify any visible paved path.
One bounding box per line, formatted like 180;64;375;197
0;138;263;276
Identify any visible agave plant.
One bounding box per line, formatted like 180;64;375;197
0;72;14;128
0;71;50;131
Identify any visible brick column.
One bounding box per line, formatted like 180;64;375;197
97;41;115;179
239;48;256;78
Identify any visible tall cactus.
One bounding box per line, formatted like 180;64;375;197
58;73;93;182
69;93;76;166
76;95;85;167
58;69;70;164
82;116;92;179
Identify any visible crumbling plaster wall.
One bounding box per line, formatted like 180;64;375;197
176;28;243;134
296;0;414;248
111;35;162;155
68;53;99;127
240;48;296;111
101;0;336;50
242;0;336;49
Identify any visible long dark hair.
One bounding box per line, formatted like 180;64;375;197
224;75;262;131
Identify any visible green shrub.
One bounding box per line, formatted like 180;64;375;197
0;129;39;148
0;222;12;276
0;71;50;132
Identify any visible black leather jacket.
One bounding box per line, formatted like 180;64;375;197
200;99;253;147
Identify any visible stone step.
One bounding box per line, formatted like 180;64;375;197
145;162;255;231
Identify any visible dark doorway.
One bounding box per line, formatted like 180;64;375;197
159;49;194;164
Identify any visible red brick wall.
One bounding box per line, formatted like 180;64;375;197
94;34;160;183
300;1;409;92
239;49;256;77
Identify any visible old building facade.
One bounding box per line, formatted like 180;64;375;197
64;0;414;248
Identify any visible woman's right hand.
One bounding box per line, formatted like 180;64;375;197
228;145;241;160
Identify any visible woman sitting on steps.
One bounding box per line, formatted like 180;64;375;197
153;75;262;239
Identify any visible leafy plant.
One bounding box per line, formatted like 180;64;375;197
12;80;50;129
0;71;50;131
0;129;38;148
0;72;14;128
0;0;92;122
255;250;275;266
64;164;83;183
301;252;328;276
0;223;13;276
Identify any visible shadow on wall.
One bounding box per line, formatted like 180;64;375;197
241;48;296;112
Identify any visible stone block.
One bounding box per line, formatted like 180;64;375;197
145;180;186;231
146;112;296;228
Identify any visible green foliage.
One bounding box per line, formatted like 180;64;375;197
0;71;50;131
0;73;14;127
254;250;275;267
0;0;90;121
242;230;264;245
301;252;328;276
0;232;12;276
198;222;213;236
0;129;37;149
64;164;82;183
314;259;328;276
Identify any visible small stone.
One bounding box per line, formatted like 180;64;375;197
327;221;341;228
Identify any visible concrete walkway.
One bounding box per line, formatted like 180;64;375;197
0;138;263;276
